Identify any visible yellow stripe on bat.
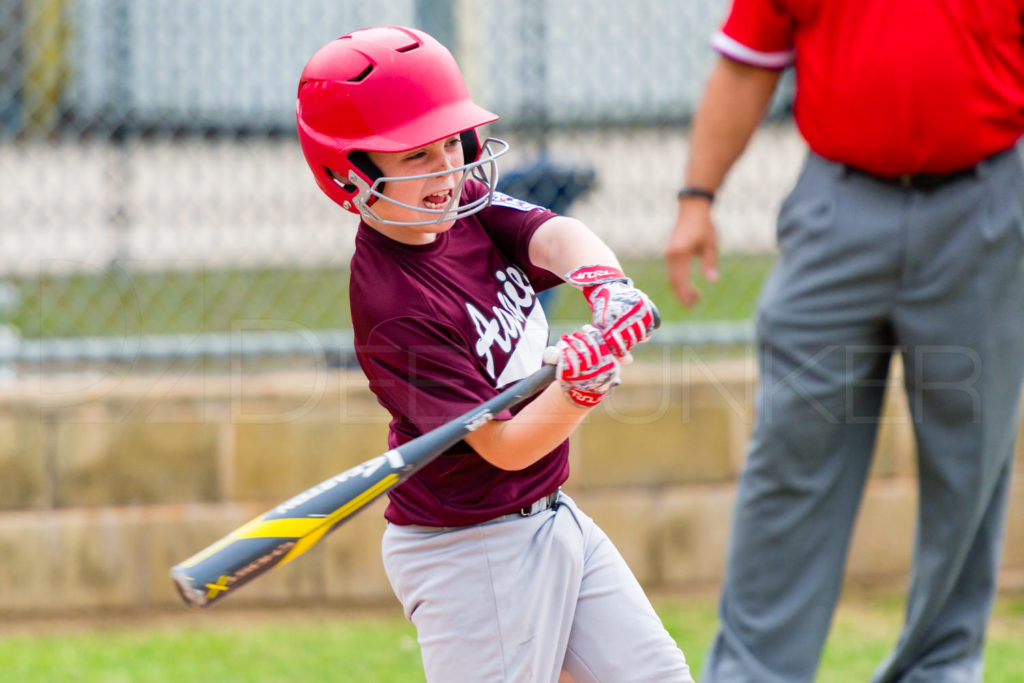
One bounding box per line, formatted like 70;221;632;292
236;517;325;539
176;515;270;569
177;473;398;570
278;473;399;564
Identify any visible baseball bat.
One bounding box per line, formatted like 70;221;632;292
171;305;660;608
170;360;557;608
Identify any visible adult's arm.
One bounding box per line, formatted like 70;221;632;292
666;57;781;308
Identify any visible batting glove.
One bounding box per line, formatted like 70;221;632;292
565;265;657;358
549;325;621;408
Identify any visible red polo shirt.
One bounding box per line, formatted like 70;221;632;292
713;0;1024;176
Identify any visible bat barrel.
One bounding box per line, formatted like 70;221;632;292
171;535;300;608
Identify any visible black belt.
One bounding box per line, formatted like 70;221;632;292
843;164;978;192
395;489;563;531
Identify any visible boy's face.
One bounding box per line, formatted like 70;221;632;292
364;135;466;244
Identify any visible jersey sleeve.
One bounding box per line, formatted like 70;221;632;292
471;185;564;292
712;0;795;69
360;315;513;436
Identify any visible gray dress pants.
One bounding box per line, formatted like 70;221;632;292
702;143;1024;683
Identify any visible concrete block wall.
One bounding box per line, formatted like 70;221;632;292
1;359;1022;618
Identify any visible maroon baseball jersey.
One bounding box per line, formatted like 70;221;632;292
715;0;1024;175
350;180;567;527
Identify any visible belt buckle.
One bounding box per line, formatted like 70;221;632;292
517;498;537;516
899;174;913;188
518;498;542;516
518;490;559;517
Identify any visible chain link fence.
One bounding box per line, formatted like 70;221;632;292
0;0;806;375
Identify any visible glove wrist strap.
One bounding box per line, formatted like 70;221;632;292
566;387;606;408
564;265;629;289
564;265;631;302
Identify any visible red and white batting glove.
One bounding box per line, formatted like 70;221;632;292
547;325;621;408
565;265;657;359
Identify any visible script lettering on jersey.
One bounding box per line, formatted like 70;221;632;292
465;266;537;378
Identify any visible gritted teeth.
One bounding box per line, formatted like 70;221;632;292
423;189;452;209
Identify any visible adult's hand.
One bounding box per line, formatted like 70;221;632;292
665;197;718;308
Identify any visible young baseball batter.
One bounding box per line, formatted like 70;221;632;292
296;26;692;683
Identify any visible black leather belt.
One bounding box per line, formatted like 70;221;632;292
844;164;978;191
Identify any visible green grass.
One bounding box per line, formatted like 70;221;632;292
7;266;354;339
2;611;425;683
4;593;1024;682
3;256;774;339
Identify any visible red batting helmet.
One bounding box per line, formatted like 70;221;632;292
296;26;508;224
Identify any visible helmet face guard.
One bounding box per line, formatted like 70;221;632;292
296;26;505;223
342;137;509;226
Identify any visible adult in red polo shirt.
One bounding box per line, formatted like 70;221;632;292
666;2;1024;682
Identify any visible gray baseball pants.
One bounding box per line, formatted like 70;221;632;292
381;491;692;683
702;143;1024;683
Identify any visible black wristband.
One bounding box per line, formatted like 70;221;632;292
677;186;716;202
